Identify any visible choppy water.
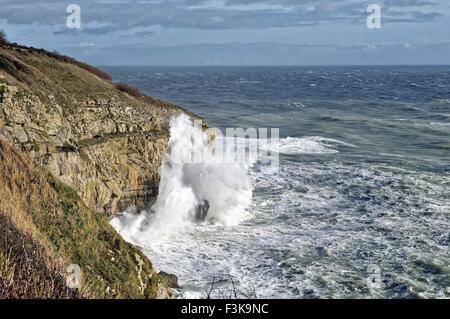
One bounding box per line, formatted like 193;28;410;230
107;66;450;298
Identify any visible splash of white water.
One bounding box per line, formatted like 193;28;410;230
111;114;253;239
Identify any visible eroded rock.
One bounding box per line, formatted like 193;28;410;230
159;271;180;289
0;82;179;215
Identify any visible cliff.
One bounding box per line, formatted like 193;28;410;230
0;44;190;298
0;45;191;215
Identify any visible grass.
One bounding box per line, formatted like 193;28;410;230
46;50;112;81
0;42;187;298
0;52;32;84
0;214;79;299
0;43;171;119
116;82;144;99
1;42;111;81
77;131;164;149
0;139;168;298
0;42;198;127
0;45;116;112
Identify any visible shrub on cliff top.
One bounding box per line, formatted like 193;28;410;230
45;50;112;81
0;30;8;46
116;82;144;99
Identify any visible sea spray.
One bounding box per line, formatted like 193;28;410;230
107;67;450;298
111;114;254;241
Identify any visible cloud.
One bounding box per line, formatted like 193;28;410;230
119;30;155;38
0;0;444;35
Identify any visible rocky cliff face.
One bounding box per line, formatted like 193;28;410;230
0;46;186;215
0;44;194;298
0;138;172;299
0;85;169;214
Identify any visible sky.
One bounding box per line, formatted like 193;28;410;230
1;0;450;65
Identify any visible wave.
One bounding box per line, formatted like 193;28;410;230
261;136;351;155
430;122;450;127
287;101;307;108
111;114;253;240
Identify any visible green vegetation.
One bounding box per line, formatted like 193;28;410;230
0;139;167;298
0;213;79;299
0;30;7;45
0;42;178;298
0;41;196;120
0;83;7;95
77;131;164;149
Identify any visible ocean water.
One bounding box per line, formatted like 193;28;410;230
106;66;450;299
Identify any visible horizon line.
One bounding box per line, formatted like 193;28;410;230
98;64;450;67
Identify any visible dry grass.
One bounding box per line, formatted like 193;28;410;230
116;82;145;99
0;139;77;298
1;42;111;81
0;43;180;298
46;51;112;81
0;139;166;299
0;45;160;117
0;42;191;127
0;214;79;299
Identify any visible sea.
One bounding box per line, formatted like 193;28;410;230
106;66;450;299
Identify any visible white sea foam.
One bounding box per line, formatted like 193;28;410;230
288;101;307;108
260;136;350;155
430;122;450;127
111;117;449;299
111;129;348;242
111;114;254;241
107;67;450;299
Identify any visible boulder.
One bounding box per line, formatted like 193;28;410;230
159;271;180;288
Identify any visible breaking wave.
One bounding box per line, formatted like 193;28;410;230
261;136;352;155
111;114;254;240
